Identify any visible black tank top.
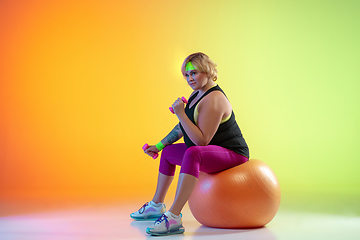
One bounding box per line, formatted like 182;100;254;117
179;85;249;158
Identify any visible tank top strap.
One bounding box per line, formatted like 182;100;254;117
190;84;223;109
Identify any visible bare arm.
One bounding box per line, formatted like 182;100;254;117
172;92;230;146
160;123;183;146
143;124;183;158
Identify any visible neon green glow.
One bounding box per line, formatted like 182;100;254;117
155;142;165;151
185;61;196;71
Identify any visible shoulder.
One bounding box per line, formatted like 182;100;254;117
199;90;229;110
204;90;227;104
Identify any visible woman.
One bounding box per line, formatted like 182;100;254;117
131;52;249;236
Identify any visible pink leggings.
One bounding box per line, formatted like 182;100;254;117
159;143;248;178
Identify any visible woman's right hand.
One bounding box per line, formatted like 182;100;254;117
144;145;160;158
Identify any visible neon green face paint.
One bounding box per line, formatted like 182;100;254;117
185;61;196;71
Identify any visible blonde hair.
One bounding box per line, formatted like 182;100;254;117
181;52;218;81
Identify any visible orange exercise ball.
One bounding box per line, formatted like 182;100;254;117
188;159;281;229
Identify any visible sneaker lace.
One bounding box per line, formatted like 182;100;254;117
138;202;149;214
155;214;169;229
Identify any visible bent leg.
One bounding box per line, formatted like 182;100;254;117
169;173;197;216
158;143;187;176
180;145;248;177
168;145;248;215
152;143;187;203
152;173;174;203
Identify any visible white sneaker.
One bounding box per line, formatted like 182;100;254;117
146;211;185;236
130;201;166;221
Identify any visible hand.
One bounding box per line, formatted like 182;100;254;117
143;145;159;158
171;98;185;115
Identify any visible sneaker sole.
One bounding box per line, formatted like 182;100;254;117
146;227;185;236
130;214;163;221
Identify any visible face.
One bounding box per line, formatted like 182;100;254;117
184;70;209;90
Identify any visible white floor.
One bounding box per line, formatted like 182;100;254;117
1;200;359;240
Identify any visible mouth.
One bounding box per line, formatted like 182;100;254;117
189;81;196;86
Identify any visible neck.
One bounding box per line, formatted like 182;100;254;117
198;80;216;94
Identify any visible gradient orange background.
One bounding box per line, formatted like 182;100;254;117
1;0;359;212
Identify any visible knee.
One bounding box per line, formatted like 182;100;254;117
161;145;170;157
161;144;176;160
183;146;203;165
180;146;204;178
162;144;182;155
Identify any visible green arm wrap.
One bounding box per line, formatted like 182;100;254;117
155;142;165;151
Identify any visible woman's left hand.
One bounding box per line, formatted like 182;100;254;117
172;98;185;115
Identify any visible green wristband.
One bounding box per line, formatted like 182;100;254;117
155;142;165;151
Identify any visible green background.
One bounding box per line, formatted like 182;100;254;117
178;0;360;215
